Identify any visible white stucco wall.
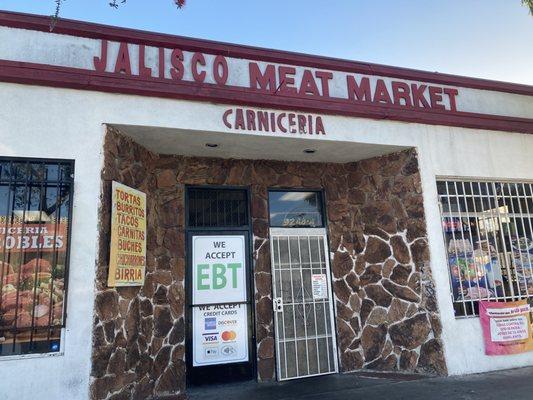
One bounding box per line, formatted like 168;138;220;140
0;85;105;400
418;130;533;375
1;25;533;119
0;80;532;399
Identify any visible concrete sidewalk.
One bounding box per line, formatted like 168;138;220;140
188;367;533;400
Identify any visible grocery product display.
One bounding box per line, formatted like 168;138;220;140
445;221;533;304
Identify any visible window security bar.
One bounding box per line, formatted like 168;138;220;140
0;159;74;356
437;179;533;317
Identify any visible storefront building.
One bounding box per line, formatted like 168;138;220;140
0;10;532;400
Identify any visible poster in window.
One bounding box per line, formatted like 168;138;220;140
447;239;504;301
0;218;68;331
192;304;249;366
192;235;247;305
479;300;533;355
0;159;72;356
511;237;533;295
107;181;146;287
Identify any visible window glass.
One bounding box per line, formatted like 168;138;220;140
0;159;73;356
269;191;324;228
438;179;533;317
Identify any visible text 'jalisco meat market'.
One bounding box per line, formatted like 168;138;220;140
93;41;460;113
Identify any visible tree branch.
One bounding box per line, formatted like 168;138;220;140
50;0;186;31
522;0;533;15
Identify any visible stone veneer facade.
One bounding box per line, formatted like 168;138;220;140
90;126;446;399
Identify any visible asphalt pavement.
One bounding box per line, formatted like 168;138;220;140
187;367;533;400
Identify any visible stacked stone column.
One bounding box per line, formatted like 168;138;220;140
90;127;446;400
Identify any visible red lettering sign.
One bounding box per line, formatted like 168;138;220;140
92;40;460;114
223;108;326;135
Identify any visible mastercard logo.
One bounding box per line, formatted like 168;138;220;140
221;330;237;341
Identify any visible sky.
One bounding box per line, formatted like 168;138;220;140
1;0;533;85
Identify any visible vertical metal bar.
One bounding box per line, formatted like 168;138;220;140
207;189;211;227
487;182;508;301
0;161;14;323
203;190;208;227
445;182;468;316
321;234;339;373
12;161;30;351
296;236;310;375
195;189;200;227
5;162;18;348
29;163;47;349
235;191;239;227
307;235;320;374
276;236;288;379
492;182;516;300
286;235;299;378
47;167;63;343
480;181;508;302
226;195;232;226
214;190;217;226
437;193;462;314
204;190;208;226
503;183;526;298
197;190;201;226
520;183;533;297
270;236;282;380
515;183;532;298
200;190;205;227
238;190;242;226
217;190;222;227
459;181;488;301
59;161;75;330
453;181;476;313
467;181;493;300
192;190;197;227
316;235;331;372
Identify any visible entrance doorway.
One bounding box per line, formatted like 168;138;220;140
268;191;338;381
185;187;255;386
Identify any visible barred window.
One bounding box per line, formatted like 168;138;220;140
437;179;533;317
188;188;248;228
0;158;73;356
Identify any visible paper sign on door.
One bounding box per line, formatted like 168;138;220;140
312;274;328;299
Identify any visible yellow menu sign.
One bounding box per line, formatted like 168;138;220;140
108;181;146;287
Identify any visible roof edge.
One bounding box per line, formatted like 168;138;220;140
1;9;532;97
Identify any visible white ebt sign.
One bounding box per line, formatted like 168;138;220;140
192;235;247;304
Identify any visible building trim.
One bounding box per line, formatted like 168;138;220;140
1;10;532;96
2;59;532;134
0;10;532;134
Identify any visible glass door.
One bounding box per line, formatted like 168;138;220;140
185;187;255;385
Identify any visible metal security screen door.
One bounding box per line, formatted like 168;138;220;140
270;228;338;380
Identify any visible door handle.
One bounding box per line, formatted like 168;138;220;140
273;297;283;312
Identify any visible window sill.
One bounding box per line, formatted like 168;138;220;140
0;350;64;362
